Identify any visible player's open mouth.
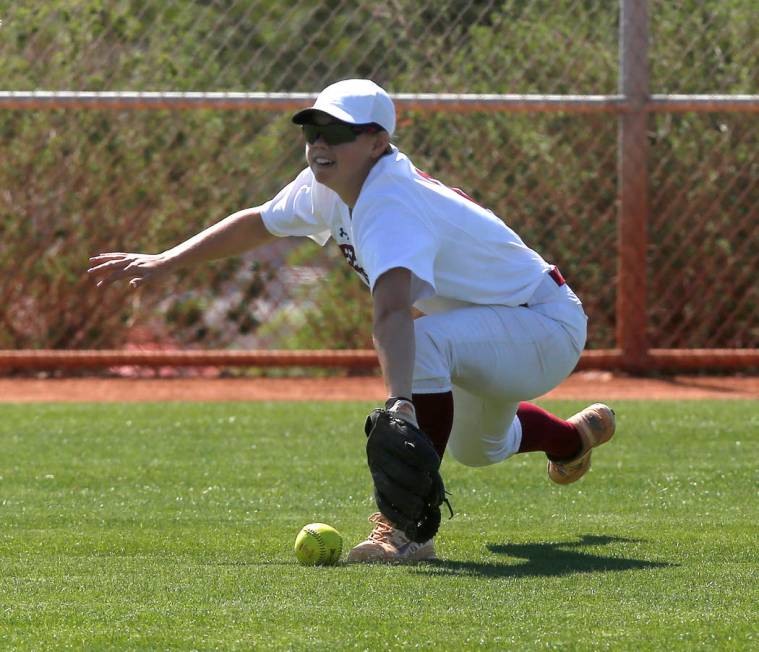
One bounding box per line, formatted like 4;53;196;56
313;157;335;167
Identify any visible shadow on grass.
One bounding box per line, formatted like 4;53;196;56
415;534;671;578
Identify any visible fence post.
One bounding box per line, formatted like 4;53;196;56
617;0;650;370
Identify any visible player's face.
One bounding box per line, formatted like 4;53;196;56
302;114;388;205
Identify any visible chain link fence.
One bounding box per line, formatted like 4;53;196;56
0;0;757;369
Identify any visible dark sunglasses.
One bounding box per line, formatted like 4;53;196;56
301;122;382;146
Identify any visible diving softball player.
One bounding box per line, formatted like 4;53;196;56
89;79;616;563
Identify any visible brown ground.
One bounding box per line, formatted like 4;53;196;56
0;372;756;402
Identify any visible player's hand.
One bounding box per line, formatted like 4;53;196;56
87;252;173;289
385;397;419;428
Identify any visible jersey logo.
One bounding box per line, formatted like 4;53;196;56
339;244;370;285
415;168;482;206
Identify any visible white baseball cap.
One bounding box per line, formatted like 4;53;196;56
292;79;396;136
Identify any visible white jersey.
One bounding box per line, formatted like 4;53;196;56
260;147;552;313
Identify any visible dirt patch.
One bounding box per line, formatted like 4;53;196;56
1;372;756;402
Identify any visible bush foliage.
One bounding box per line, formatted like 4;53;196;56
1;1;756;350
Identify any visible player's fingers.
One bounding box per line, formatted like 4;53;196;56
95;272;145;289
89;253;151;273
94;269;129;287
88;252;132;263
87;259;131;275
89;262;141;288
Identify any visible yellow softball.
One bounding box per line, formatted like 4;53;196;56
294;523;343;566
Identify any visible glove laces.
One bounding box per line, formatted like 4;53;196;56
443;493;454;520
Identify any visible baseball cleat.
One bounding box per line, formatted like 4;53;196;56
548;403;616;484
347;512;436;563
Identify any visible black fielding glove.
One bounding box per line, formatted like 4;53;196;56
364;408;451;543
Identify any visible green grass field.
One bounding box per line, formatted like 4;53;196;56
0;400;756;650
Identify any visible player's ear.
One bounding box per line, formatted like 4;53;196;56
370;130;391;159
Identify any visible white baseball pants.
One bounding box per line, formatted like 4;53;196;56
412;274;587;467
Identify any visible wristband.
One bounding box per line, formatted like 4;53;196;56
385;397;418;428
385;396;413;410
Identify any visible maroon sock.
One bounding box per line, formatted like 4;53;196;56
516;401;582;459
412;391;454;459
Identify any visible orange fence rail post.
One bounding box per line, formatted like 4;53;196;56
617;0;650;371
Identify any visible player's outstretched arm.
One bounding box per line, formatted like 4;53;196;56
88;208;276;289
